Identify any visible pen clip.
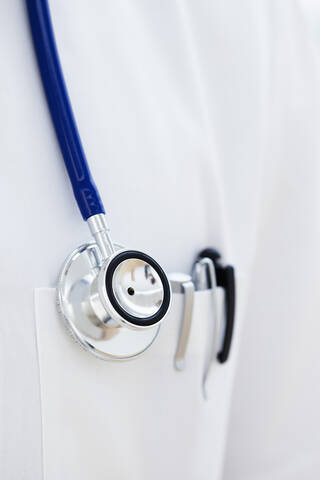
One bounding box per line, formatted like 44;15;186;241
198;248;236;364
169;273;195;372
192;257;219;399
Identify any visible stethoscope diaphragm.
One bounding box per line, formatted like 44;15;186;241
57;242;171;360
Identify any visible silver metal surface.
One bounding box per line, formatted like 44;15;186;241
87;214;115;259
112;259;164;318
192;261;209;291
57;243;160;360
169;273;195;371
192;258;218;399
97;256;169;331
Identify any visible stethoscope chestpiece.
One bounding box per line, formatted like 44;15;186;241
57;229;171;360
101;250;171;329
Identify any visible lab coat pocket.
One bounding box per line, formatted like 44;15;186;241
34;279;246;480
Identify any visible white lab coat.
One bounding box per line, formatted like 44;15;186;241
0;1;318;479
224;3;320;480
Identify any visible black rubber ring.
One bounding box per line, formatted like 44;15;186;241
105;250;171;327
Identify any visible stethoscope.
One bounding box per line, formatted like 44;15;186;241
26;0;235;370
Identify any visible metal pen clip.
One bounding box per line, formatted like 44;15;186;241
192;257;218;399
169;273;195;371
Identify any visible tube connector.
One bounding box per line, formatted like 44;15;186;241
87;214;115;259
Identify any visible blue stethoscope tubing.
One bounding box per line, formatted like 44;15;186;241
26;0;105;221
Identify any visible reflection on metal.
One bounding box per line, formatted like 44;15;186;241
192;257;219;399
169;273;195;372
87;214;115;259
112;258;164;318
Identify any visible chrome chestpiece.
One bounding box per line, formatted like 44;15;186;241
57;215;171;360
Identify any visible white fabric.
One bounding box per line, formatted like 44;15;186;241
0;0;319;479
35;287;242;480
223;3;320;480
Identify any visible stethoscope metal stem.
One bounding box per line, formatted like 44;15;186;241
87;214;115;259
